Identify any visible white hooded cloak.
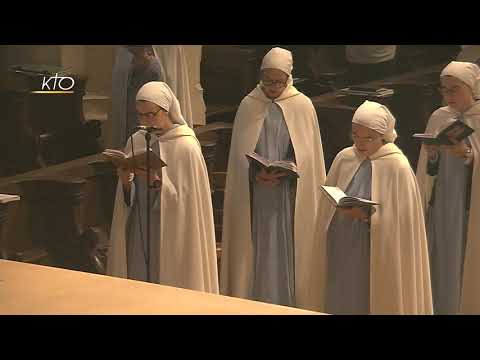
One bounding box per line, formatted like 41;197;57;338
107;82;218;293
220;48;326;310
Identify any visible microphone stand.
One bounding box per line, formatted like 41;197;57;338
143;129;152;283
136;125;162;283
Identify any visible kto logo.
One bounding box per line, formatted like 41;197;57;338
31;73;75;94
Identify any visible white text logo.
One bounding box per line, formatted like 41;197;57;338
31;73;75;94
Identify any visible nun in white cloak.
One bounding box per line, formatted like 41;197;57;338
110;46;165;149
416;61;480;314
220;47;326;309
153;45;206;127
107;81;219;294
314;100;433;315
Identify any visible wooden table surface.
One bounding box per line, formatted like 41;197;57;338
0;260;323;315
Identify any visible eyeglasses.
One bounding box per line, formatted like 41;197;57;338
260;79;288;88
438;86;461;96
351;134;382;144
136;108;164;119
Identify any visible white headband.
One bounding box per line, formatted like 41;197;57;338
352;100;398;143
261;47;293;76
441;61;480;98
136;81;186;125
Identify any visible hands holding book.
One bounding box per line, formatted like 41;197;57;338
117;167;162;190
255;168;288;186
445;141;473;160
425;140;473;161
118;167;134;190
414;119;474;162
104;148;166;191
320;185;378;222
245;152;299;181
337;207;373;222
425;144;441;161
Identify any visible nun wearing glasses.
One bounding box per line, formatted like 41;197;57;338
416;61;480;314
220;47;326;309
313;100;433;315
107;81;219;294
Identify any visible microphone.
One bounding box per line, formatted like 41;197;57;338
136;125;163;133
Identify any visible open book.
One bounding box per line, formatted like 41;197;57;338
245;152;299;179
0;194;20;204
321;186;379;208
413;119;474;145
102;148;166;171
338;86;394;97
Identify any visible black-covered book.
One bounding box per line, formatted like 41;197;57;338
413;120;474;145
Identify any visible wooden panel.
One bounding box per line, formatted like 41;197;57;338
16;177;90;270
315;103;356;171
0;90;43;176
0;154;105;267
201;46;258;105
0;73;103;177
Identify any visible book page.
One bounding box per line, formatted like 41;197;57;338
103;149;127;159
127;150;166;170
0;194;20;204
412;120;457;140
412;120;475;145
270;160;298;176
321;186;346;205
103;148;165;170
340;196;379;207
245;152;271;168
412;134;436;139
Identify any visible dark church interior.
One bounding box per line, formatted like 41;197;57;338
0;44;474;314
